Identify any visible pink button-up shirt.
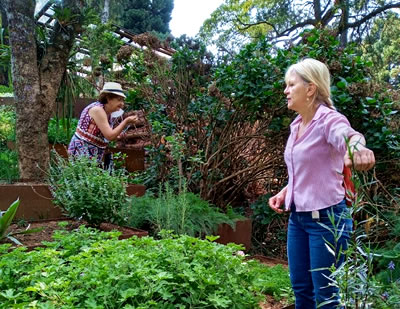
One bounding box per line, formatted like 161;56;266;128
284;104;361;211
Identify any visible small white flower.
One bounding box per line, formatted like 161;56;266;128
236;250;245;256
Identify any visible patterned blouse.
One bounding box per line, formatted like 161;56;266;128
74;102;111;149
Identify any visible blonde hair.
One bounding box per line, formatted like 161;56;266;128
285;58;335;110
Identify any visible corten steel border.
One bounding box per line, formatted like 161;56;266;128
0;183;146;220
216;218;252;251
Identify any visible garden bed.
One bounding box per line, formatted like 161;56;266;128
1;223;293;308
2;218;148;250
0;183;146;220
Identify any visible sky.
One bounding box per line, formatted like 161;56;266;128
169;0;224;37
35;0;224;38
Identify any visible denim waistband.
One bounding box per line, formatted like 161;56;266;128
290;199;347;215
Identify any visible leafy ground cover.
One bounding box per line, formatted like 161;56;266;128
0;225;292;308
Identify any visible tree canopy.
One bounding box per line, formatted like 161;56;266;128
119;0;174;35
199;0;400;53
362;11;400;86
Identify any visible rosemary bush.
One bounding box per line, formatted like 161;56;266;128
120;183;243;237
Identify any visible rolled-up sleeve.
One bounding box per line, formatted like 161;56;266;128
323;112;362;155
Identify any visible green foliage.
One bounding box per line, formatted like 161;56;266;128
78;21;124;84
214;38;290;119
375;210;400;284
316;143;400;309
0;27;11;88
119;0;174;35
362;12;400;86
250;194;288;257
324;215;400;309
249;262;293;301
48;155;129;226
0;199;19;243
0;108;79;146
0;85;12;94
0;106;15;144
53;7;80;26
120;183;243;237
199;0;400;54
0;148;19;183
0;105;18;184
47;117;78;144
136;27;398;211
0;226;291;307
0;199;43;245
199;0;277;54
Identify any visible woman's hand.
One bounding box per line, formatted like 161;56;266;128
268;187;287;214
125;115;139;125
344;144;375;171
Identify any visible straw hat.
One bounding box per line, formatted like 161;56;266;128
100;82;126;98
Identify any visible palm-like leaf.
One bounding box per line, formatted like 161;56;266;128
0;198;20;239
0;199;44;245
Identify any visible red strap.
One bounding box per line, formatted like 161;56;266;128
343;165;356;206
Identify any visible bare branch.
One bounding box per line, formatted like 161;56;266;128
321;4;339;26
236;16;317;39
313;0;322;21
346;2;400;29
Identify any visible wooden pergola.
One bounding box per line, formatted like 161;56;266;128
35;1;175;58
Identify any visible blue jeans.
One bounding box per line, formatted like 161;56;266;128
287;200;352;309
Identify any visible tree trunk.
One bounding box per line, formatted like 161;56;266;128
2;0;83;180
313;0;321;23
2;0;46;180
102;0;110;23
338;0;349;46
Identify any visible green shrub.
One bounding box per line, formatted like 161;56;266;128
0;85;12;94
250;194;288;258
0;106;15;144
120;183;243;236
0;112;78;146
0;226;291;308
0;148;18;183
47;117;78;144
48;155;128;226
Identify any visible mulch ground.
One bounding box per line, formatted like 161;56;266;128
2;219;145;249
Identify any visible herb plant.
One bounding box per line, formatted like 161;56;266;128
48;154;128;226
0;226;291;307
120;183;243;236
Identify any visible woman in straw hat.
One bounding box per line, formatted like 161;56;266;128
68;82;138;162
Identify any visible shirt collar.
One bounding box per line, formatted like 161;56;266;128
290;104;333;128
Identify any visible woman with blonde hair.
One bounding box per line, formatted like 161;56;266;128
269;58;375;308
